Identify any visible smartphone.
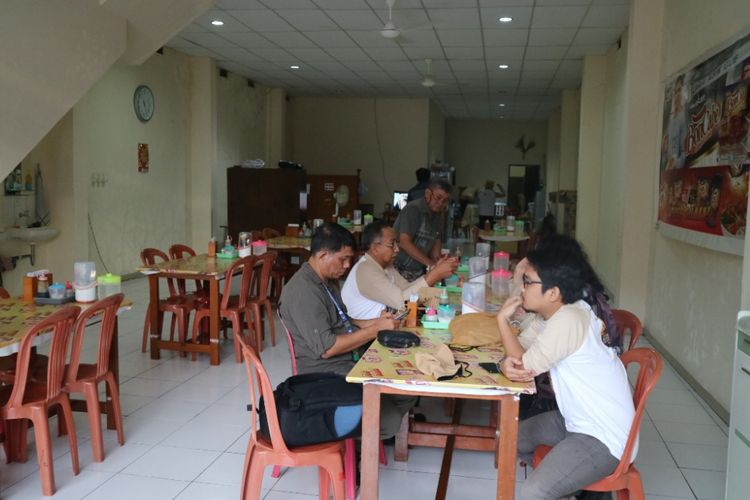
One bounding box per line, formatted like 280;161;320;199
479;362;501;374
393;309;409;320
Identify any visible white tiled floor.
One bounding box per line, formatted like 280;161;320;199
0;277;729;499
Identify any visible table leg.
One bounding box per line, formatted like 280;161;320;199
149;275;161;360
360;384;382;500
209;279;220;365
496;395;519;499
105;319;119;430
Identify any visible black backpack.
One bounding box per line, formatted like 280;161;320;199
258;372;363;447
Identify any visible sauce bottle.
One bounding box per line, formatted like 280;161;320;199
406;294;418;328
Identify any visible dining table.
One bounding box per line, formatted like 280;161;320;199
0;296;132;461
138;253;238;365
347;326;535;500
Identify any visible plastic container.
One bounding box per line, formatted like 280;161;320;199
493;251;510;271
491;269;512;299
406;294;418;328
469;256;488;284
74;261;97;303
251;240;267;255
515;220;525;234
506;215;516;232
461;282;486;314
97;273;121;300
475;242;491;258
48;282;66;299
437;304;456;323
238;232;252;258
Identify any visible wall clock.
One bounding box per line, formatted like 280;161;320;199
133;85;155;122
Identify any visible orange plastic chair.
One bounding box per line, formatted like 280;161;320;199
0;306;81;496
191;255;257;362
531;348;663;500
274;311;386;500
263;227;300;304
140;248;196;354
65;293;125;462
247;251;277;350
238;333;345;500
612;309;643;351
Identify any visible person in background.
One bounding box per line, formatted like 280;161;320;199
406;167;431;203
497;235;635;499
279;222;416;438
393;179;452;281
477;180;506;229
342;221;457;320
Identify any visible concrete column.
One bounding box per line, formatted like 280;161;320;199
576;56;607;264
559;89;581;192
266;88;287;168
618;0;665;316
188;56;216;248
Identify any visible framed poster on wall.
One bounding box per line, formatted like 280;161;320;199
658;31;750;255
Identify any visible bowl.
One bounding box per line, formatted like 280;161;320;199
48;284;66;299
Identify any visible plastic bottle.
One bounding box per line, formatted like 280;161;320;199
406;294;418;328
208;237;217;257
37;273;49;297
439;287;449;305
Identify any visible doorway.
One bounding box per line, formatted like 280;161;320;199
507;164;540;216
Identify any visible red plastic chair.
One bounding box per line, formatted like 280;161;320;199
238;334;345;500
140;248;196;354
65;293;125;462
263;227;301;305
612;309;643;351
0;306;81;496
168;243;208;298
247;251;277;350
531;348;663;500
274;311;386;500
191;255;257;362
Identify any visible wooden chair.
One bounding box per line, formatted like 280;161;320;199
238;333;345;500
168;243;207;298
247;251;277;350
531;348;663;500
0;306;81;496
140;248;196;354
612;309;643;351
65;293;125;463
190;255;257;362
275;311;386;500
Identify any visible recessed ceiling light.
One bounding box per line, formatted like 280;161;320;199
211;20;224;26
498;103;506;107
498;64;509;69
290;65;301;70
498;16;513;23
500;115;505;118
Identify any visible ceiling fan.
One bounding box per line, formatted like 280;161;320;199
380;0;400;39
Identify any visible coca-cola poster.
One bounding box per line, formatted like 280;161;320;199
659;31;750;254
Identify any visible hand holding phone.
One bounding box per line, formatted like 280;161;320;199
393;309;409;320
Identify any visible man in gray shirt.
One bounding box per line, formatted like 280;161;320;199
393;179;452;280
280;222;416;438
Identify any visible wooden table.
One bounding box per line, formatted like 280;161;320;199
347;327;535;500
139;253;238;365
477;230;530;243
266;235;311;252
0;297;132;461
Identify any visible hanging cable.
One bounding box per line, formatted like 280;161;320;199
87;213;110;274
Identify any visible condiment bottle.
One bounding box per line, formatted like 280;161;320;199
439;287;449;305
406;294;418;328
65;281;74;298
37;273;49;297
208;237;217;257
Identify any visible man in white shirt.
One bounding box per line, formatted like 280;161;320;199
342;220;457;319
496;235;635;499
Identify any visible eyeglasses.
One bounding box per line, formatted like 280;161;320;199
378;240;398;249
522;275;543;287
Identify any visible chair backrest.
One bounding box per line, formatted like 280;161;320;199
140;247;178;297
0;287;10;299
612;347;663;477
612;309;643;351
250;230;264;241
168;243;203;294
238;333;290;454
251;251;277;300
67;293;124;383
221;255;258;310
262;227;281;240
5;306;80;408
278;309;298;376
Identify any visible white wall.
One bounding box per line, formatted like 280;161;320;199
428;101;446;165
444;120;548;194
288;97;431;215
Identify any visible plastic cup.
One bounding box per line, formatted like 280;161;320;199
437;305;456;323
469;256;488;283
461;282;486;313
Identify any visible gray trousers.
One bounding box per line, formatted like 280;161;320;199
518;410;619;500
380;395;418;439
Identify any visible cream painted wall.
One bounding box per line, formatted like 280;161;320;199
595;39;629;297
559;90;581;192
444;120;547;195
546;109;561;205
576;56;607;264
646;0;750;410
288;97;431;215
214;74;269;239
428;101;446;164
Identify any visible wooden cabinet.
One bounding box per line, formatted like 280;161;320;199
227;166;306;239
306;174;359;222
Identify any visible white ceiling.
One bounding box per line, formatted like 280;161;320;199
167;0;629;121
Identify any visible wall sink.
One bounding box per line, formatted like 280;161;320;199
9;226;61;242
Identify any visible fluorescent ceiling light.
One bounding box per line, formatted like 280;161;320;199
498;103;506;107
498;64;509;69
498;16;513;23
290;65;301;70
211;20;224;26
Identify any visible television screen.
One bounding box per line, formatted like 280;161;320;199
392;191;409;210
